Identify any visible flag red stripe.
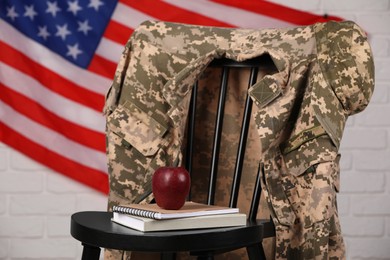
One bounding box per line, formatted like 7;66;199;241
0;83;106;152
0;122;109;193
103;20;134;45
0;41;105;112
120;0;235;27
88;54;117;80
211;0;343;25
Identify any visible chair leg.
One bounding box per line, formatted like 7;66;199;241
246;243;266;260
160;252;176;260
81;243;101;260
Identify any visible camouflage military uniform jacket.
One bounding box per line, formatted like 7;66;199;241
104;20;374;259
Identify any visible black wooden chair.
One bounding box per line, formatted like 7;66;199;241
71;56;276;260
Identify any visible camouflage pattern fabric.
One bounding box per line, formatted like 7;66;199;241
103;20;375;259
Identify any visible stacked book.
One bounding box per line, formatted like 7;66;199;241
111;201;247;232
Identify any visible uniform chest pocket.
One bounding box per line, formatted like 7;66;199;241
107;101;168;157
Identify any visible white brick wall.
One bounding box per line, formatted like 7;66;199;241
1;1;389;259
0;146;107;259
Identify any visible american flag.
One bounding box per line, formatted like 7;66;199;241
0;0;341;194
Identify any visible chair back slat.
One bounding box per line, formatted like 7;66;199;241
207;66;230;205
229;66;259;208
249;164;263;221
185;81;198;201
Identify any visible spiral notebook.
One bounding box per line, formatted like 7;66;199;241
112;201;240;220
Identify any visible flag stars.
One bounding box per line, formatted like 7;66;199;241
46;1;61;17
67;0;82;16
0;0;116;67
66;43;83;60
88;0;104;11
38;26;51;40
24;5;38;20
6;6;19;21
78;20;92;35
55;24;71;40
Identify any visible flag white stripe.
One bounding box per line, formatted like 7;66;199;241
163;0;293;29
0;62;105;133
0;20;111;95
0;100;107;172
112;2;154;29
95;38;124;64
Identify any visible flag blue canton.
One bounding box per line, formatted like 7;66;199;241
0;0;118;68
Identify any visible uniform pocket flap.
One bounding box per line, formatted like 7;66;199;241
282;135;337;177
107;101;167;156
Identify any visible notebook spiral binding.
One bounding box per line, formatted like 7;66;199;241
113;205;159;219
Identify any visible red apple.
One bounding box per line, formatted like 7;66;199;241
152;166;191;210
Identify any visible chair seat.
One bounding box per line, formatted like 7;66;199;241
71;211;275;253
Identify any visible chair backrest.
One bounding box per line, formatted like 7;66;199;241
184;55;277;221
